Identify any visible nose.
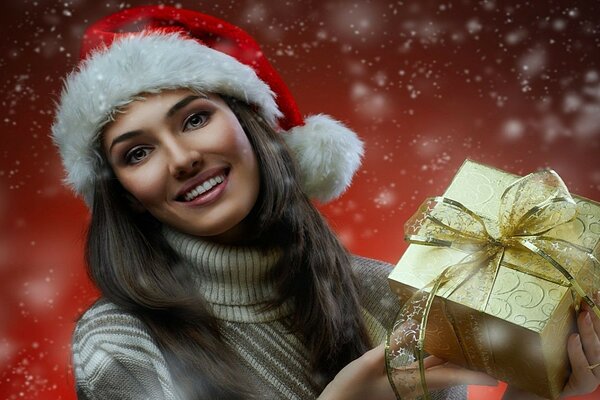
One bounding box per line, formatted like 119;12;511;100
166;138;201;179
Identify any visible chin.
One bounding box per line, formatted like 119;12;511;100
177;215;249;241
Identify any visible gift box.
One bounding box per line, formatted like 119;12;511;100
387;160;600;399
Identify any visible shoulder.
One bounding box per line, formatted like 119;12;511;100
73;298;177;400
73;298;163;363
74;298;146;337
350;255;394;279
349;255;395;305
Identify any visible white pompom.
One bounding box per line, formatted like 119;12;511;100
283;114;364;203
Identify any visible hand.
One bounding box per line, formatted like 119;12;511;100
561;297;600;398
503;295;600;400
319;344;497;400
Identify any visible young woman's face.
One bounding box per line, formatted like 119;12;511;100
102;89;260;242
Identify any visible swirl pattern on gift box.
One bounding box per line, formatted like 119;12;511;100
385;169;600;400
486;269;562;331
452;171;496;209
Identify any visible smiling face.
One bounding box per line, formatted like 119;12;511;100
102;89;261;242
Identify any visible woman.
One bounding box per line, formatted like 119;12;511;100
52;5;600;400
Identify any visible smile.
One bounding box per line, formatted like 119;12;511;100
182;174;226;202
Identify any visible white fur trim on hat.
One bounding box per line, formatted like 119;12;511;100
283;115;364;203
51;33;281;200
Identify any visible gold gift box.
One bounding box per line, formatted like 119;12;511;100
388;160;600;399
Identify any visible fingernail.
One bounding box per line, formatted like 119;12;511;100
584;311;592;326
574;333;581;343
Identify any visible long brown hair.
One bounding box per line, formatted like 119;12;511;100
85;95;371;398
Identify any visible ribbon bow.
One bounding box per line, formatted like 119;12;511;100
385;169;600;399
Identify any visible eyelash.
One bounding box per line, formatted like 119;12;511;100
125;146;152;165
183;111;211;131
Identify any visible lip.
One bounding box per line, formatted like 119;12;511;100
175;166;230;200
181;173;229;208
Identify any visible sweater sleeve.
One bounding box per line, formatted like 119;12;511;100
72;299;179;400
351;255;468;400
351;255;400;345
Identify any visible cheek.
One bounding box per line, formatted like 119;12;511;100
115;165;167;207
216;125;259;173
230;126;257;163
232;133;260;184
239;145;257;164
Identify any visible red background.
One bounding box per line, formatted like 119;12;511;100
1;0;599;399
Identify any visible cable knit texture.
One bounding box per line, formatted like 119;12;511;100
162;228;292;323
72;229;467;399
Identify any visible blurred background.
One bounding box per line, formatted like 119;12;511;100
1;0;599;398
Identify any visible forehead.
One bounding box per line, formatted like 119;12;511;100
116;88;212;116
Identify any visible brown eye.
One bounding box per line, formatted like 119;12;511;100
125;147;151;164
183;112;210;131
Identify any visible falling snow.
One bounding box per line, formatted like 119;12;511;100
2;1;600;399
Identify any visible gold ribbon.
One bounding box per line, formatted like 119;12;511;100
385;169;600;399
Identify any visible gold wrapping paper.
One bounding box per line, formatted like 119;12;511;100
387;160;600;399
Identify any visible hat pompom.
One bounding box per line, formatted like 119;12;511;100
283;115;364;202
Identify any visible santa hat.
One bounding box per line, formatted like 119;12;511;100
51;5;363;204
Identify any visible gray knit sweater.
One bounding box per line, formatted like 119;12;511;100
72;229;467;399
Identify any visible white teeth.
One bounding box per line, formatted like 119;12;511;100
183;174;225;202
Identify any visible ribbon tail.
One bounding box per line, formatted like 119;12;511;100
385;267;452;400
481;249;505;314
417;275;447;400
385;337;404;400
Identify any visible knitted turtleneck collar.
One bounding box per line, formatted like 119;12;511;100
162;227;292;323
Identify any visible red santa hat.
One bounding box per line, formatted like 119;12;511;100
52;5;363;204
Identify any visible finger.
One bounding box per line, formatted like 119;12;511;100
577;310;600;377
400;355;450;371
388;356;447;397
388;365;425;399
369;343;385;356
388;318;420;351
425;364;498;388
363;343;385;368
585;292;600;336
423;355;447;369
563;334;598;397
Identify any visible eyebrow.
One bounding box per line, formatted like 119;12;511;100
109;129;143;152
166;94;207;118
109;94;208;152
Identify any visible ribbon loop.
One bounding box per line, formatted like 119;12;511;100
405;197;492;253
499;169;577;237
